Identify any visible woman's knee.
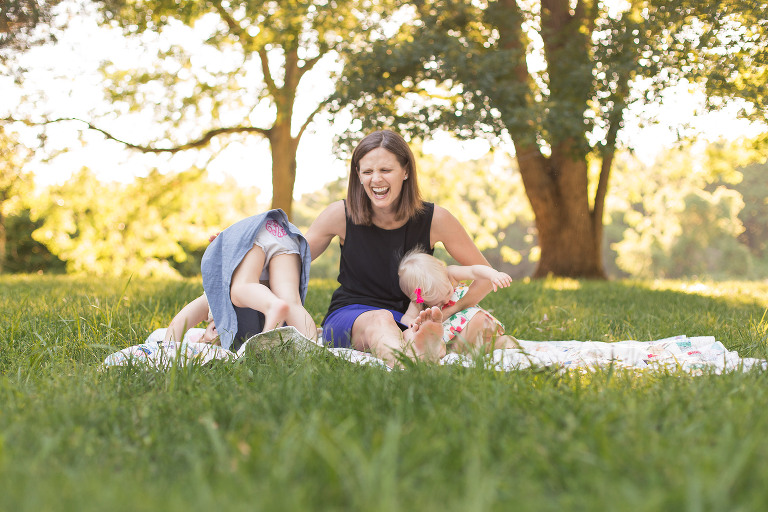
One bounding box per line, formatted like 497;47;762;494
363;309;397;328
353;309;397;338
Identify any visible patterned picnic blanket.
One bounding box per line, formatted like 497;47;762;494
102;327;766;374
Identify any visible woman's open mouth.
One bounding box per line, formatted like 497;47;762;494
371;186;389;199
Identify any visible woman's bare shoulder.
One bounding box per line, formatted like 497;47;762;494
320;200;346;224
431;204;463;238
309;200;347;238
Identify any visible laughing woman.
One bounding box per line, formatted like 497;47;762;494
305;130;495;367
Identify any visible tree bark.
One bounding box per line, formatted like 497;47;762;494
515;141;606;279
269;123;299;220
495;0;606;279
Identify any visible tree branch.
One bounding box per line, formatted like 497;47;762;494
295;101;326;142
5;116;270;153
592;83;629;230
210;0;242;37
296;53;324;81
259;49;279;96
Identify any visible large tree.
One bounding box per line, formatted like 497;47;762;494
13;0;394;219
331;0;767;278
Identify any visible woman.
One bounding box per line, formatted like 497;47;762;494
305;130;494;366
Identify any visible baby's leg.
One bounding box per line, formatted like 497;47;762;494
452;312;504;354
230;245;289;331
267;253;317;340
493;334;520;350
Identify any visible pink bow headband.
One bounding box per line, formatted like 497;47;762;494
415;288;424;304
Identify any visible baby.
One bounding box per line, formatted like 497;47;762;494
398;249;518;353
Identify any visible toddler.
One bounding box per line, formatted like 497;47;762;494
398;249;518;353
164;210;316;349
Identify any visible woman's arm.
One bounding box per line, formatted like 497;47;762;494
400;301;422;327
164;294;210;342
431;205;494;315
304;200;346;261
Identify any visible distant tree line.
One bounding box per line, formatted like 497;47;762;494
4;139;767;280
3;0;765;279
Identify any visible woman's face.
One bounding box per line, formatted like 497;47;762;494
357;147;408;214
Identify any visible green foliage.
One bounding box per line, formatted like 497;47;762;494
614;187;751;279
0;126;36;272
1;275;768;510
330;0;767;278
28;167;264;277
607;144;766;280
0;0;62;59
723;160;768;256
711;150;768;277
416;149;538;277
333;1;767;149
91;0;396;119
3;209;65;274
81;0;403;217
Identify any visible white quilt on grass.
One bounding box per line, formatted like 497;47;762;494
102;327;766;374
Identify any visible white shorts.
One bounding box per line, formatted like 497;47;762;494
253;219;301;281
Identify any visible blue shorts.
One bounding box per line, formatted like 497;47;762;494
322;305;406;348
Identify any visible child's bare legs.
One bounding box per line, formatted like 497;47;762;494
451;312;513;353
494;334;520;350
265;253;317;340
230;245;291;333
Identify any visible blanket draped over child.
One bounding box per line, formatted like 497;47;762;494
202;209;311;350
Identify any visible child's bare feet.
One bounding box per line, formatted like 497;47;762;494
263;299;290;332
404;306;445;361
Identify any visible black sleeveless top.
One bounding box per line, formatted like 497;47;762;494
324;201;434;321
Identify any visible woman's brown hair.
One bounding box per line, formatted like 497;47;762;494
346;130;424;225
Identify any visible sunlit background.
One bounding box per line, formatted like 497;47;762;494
1;0;766;280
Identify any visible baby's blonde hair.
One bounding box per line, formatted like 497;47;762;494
398;249;454;307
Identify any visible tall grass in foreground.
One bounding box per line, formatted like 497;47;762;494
1;275;767;511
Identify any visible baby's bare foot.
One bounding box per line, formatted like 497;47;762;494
406;306;445;361
263;300;290;331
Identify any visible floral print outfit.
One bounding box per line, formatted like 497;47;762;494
441;284;505;344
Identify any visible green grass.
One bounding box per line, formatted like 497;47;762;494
1;275;768;511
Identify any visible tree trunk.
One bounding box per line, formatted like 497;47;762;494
533;201;605;278
268;122;299;220
515;142;606;279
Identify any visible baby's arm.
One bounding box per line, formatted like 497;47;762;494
401;301;422;328
164;294;210;342
439;265;511;318
448;265;512;291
